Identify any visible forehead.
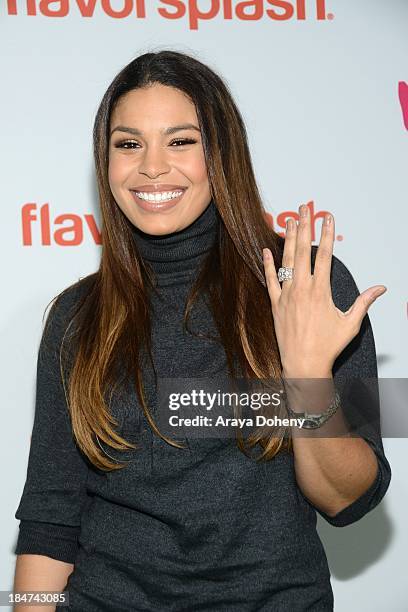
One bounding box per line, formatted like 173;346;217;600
110;84;197;127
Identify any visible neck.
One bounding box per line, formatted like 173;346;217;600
131;199;220;286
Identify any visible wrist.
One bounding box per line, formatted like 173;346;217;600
282;367;333;379
281;375;336;415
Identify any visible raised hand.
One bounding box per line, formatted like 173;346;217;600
262;204;387;378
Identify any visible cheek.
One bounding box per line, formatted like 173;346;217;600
108;163;129;210
108;159;119;192
107;167;114;198
108;154;131;189
184;151;208;185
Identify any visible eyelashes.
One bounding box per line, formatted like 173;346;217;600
114;138;198;149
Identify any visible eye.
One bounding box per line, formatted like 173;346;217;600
114;140;139;149
169;138;197;146
113;138;198;149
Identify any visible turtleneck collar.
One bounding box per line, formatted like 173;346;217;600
131;198;220;286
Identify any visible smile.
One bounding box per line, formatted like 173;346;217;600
132;189;184;203
130;188;187;212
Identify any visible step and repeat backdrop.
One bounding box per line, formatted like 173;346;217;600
1;1;407;610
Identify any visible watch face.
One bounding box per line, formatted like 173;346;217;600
302;418;321;429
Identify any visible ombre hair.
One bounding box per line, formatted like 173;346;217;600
46;50;290;471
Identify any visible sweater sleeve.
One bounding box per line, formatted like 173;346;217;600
14;283;90;563
299;250;392;528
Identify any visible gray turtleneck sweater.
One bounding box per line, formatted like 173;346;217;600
14;200;391;611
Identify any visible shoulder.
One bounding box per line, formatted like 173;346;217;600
49;272;96;313
42;273;97;343
311;245;360;311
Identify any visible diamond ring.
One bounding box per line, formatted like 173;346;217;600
278;267;294;282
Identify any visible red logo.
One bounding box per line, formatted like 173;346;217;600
21;203;101;246
264;200;339;242
398;81;408;130
21;200;338;246
5;0;333;31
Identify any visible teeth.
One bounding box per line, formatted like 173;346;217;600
134;190;184;202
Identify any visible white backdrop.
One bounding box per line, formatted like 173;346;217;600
1;0;407;609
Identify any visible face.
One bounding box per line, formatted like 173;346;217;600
108;83;212;236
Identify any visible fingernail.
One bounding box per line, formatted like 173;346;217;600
300;205;308;217
263;248;271;260
325;214;332;225
373;287;387;299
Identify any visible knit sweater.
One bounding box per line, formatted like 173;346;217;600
14;199;391;611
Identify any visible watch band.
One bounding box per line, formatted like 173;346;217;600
283;388;341;429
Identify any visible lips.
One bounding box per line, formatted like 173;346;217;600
130;184;188;193
130;188;186;212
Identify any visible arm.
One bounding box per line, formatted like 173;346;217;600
290;386;380;518
13;554;73;611
13;283;90;592
293;252;391;526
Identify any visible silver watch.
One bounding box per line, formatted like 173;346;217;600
283;389;341;429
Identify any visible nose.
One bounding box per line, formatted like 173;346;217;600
138;144;171;178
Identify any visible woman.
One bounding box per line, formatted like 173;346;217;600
13;50;391;611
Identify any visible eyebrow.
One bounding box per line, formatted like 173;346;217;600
110;123;201;138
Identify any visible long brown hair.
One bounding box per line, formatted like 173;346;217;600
47;50;292;471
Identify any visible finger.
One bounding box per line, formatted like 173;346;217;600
293;204;312;283
280;217;297;293
313;213;335;287
263;248;281;308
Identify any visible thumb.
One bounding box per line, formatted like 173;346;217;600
365;285;388;303
345;286;387;321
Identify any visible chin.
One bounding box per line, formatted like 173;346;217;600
132;217;182;236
